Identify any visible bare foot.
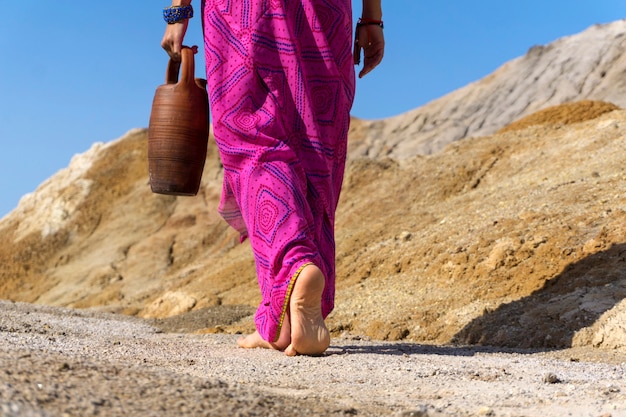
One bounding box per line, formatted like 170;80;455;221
237;317;291;351
237;331;274;349
284;264;330;356
237;264;329;355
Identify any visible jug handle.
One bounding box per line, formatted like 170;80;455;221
164;45;196;85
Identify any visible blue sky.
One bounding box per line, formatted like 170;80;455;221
1;1;625;218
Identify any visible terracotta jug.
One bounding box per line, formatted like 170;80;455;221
148;46;209;196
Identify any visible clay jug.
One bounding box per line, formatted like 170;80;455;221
148;46;209;196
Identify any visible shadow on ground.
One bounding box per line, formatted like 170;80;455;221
452;243;626;348
328;342;542;357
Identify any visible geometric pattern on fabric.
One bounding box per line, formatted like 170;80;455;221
309;79;340;125
202;0;355;342
254;186;293;246
223;96;274;141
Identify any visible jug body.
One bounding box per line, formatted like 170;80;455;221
148;47;209;196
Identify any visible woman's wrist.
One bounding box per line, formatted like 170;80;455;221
163;3;193;24
361;12;383;21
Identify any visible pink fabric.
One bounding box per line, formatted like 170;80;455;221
202;0;355;342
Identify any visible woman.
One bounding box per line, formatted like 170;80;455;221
162;0;384;356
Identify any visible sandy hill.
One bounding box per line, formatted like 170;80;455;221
2;21;626;350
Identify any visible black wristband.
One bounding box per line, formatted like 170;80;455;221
356;18;384;29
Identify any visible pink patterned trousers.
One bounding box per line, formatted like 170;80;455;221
202;0;355;342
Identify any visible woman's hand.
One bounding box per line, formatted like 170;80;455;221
354;23;385;78
161;20;190;62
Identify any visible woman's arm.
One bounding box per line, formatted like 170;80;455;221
354;0;385;78
362;0;382;20
161;0;193;61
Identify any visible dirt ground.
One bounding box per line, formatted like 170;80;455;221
1;300;625;417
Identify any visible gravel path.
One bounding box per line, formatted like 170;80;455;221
1;300;625;417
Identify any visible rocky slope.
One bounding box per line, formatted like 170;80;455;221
351;19;626;158
2;21;626;350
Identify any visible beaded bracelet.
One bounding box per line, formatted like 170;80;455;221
163;5;194;24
